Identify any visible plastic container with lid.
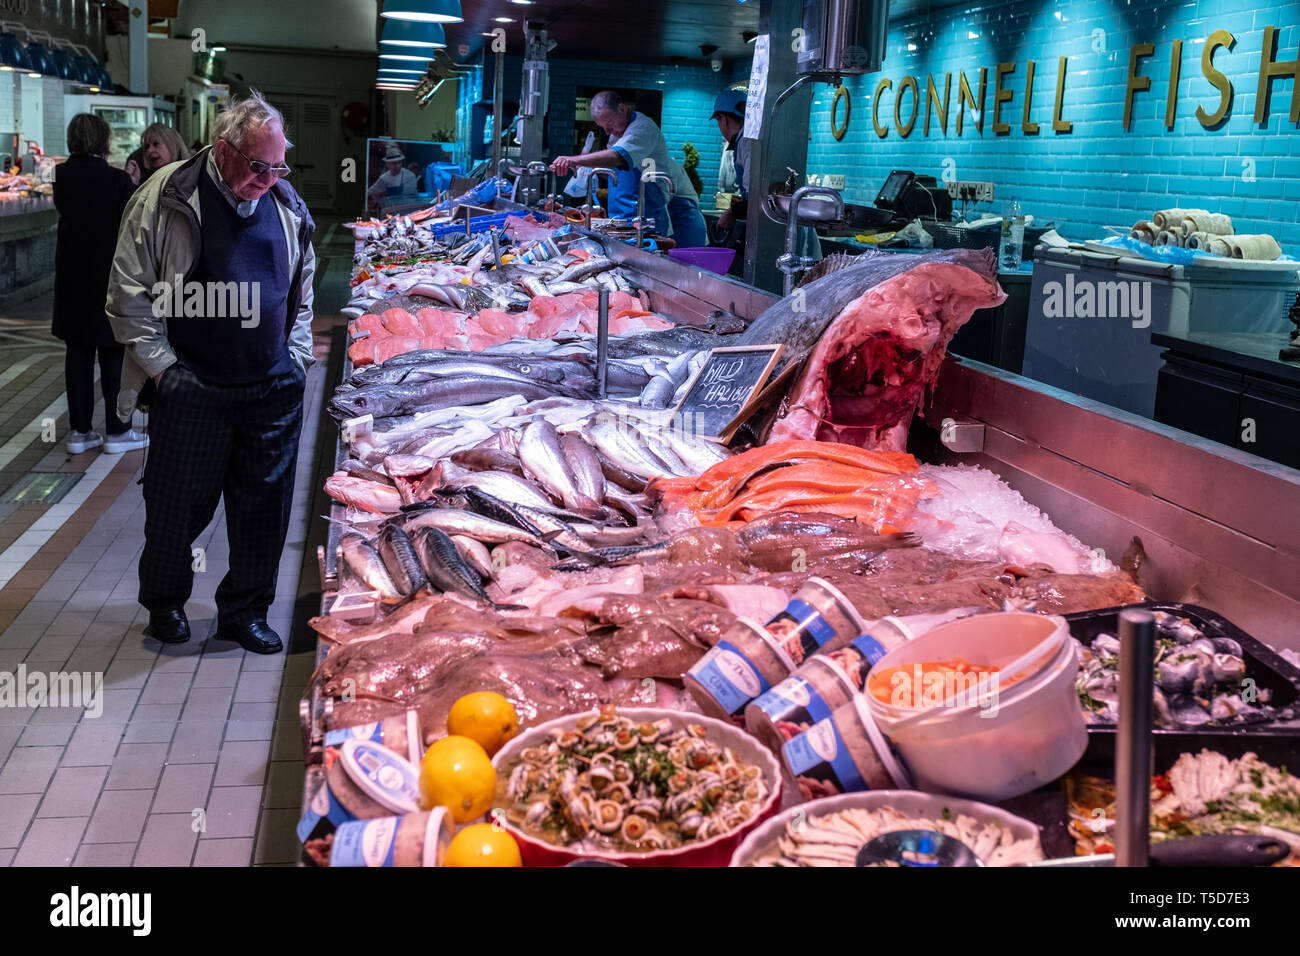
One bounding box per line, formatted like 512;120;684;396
864;611;1085;801
324;709;423;766
744;631;892;753
761;577;867;667
684;618;797;721
297;738;424;843
329;808;453;867
780;694;912;802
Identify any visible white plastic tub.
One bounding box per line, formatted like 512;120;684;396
864;612;1086;801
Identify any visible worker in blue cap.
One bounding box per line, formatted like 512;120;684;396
712;86;821;268
713;88;751;236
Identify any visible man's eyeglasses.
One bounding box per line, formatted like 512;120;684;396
222;139;291;177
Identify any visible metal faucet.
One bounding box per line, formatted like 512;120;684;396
777;185;844;296
524;160;552;209
586;167;618;228
637;170;675;249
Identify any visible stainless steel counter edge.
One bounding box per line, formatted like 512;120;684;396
922;357;1300;643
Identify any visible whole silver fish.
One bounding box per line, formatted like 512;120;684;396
402;508;550;547
411;526;516;609
518;275;551;299
377;524;427;597
630;420;730;474
450;447;524;475
519;418;599;513
557;256;615;283
328;377;566;421
339;533;402;602
582;419;673;480
437;470;560;512
559;433;606;505
450;535;495;580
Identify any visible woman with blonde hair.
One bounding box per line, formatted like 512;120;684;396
125;123;191;186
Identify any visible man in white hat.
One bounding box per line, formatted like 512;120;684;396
366;143;418;210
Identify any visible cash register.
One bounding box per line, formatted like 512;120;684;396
874;169;952;223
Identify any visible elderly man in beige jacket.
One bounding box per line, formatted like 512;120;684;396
106;91;316;654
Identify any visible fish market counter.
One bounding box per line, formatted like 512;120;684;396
0;198;57;308
297;222;1300;866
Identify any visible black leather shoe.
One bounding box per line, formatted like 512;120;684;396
217;620;283;655
144;609;190;644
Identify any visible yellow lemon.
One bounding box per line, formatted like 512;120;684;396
447;692;519;757
419;735;496;823
443;823;523;867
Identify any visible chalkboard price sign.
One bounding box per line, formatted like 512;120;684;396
668;345;784;441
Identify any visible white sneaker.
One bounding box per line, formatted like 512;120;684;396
67;431;103;454
104;429;149;454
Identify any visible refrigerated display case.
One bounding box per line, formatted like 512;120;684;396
61;95;177;167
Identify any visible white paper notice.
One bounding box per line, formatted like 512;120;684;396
744;34;770;140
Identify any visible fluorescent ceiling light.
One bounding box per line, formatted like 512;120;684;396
380;52;435;61
381;0;464;23
380;19;447;48
493;17;514;22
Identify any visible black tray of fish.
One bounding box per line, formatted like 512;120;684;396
1066;601;1300;734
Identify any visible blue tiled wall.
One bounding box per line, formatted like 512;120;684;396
545;58;732;202
802;0;1300;248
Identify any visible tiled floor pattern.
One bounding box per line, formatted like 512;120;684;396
1;221;352;866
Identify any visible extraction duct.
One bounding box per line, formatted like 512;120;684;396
797;0;888;77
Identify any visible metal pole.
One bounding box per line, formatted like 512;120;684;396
1116;608;1156;868
491;47;504;181
596;287;610;399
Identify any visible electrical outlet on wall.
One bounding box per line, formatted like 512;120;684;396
946;180;996;203
824;174;846;189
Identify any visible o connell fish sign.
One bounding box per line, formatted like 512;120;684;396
669;345;784;442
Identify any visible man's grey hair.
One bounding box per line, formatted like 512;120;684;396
213;89;294;150
589;90;626;118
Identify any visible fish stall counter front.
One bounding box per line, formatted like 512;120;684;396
297;212;1300;868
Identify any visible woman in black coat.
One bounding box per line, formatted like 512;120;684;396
53;113;147;454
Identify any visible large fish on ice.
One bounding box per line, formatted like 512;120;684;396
738;248;1005;451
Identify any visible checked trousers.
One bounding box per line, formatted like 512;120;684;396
139;361;306;629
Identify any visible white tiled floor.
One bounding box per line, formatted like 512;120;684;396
0;359;330;866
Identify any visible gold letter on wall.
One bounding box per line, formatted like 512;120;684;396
1053;56;1072;132
957;68;987;135
873;78;892;138
896;75;919;137
1198;29;1235;128
1022;59;1040;134
1124;42;1155;131
1255;25;1300;124
831;84;851;140
1166;39;1183;128
926;73;951;135
993;62;1014;134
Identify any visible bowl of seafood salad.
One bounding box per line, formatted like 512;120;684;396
730;791;1044;867
492;706;781;866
